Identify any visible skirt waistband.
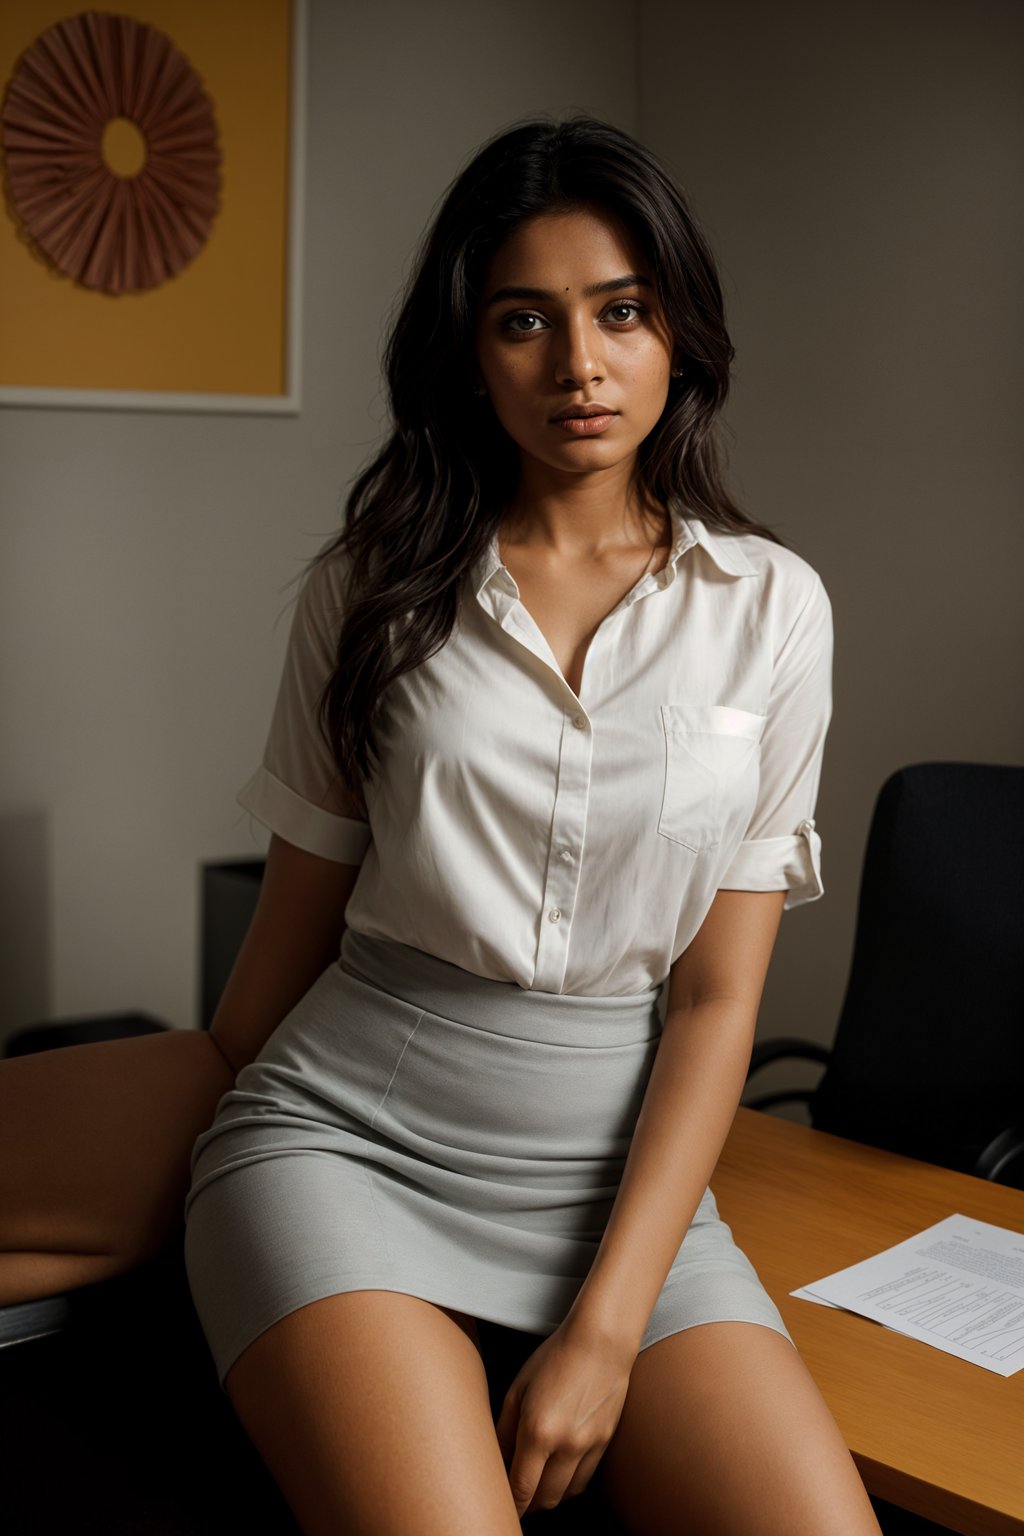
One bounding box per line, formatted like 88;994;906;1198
339;928;665;1048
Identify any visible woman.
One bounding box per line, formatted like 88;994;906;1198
181;114;884;1534
6;114;882;1534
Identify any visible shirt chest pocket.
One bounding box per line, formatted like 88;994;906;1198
658;703;767;853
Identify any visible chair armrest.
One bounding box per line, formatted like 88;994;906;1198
741;1037;832;1115
0;1294;72;1348
746;1036;832;1077
0;1242;187;1349
972;1119;1024;1188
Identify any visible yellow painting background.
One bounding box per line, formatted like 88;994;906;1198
0;0;292;396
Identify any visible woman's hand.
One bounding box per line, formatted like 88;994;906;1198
494;1319;635;1519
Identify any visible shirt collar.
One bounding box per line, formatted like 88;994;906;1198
471;503;757;600
678;510;758;577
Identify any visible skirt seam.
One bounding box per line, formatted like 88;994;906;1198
369;1008;425;1134
360;1150;395;1267
363;1008;425;1267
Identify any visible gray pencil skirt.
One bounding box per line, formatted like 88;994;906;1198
183;927;792;1392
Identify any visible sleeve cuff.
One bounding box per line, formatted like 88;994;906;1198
718;818;824;910
237;766;373;865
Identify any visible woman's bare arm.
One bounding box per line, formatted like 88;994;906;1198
209;832;362;1075
562;887;787;1352
0;834;361;1305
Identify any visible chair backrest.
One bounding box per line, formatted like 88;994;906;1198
808;762;1024;1175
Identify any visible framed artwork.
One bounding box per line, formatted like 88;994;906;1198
0;0;305;413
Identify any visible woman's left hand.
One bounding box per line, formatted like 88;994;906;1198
494;1319;635;1519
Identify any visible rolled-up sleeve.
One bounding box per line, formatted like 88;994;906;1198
237;550;372;866
718;571;833;909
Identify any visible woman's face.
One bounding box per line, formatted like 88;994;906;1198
473;204;676;490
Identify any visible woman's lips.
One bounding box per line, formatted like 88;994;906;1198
551;413;617;436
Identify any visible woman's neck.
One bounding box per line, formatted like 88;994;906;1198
500;471;670;562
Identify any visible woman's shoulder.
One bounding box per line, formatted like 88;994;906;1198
697;523;832;663
730;526;822;581
716;524;829;615
293;534;358;625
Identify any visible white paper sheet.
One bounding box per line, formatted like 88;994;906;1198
791;1212;1024;1376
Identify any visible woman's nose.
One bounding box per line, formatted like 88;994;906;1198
555;315;604;386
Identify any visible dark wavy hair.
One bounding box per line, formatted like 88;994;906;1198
314;113;781;800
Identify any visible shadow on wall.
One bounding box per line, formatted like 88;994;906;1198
0;811;51;1051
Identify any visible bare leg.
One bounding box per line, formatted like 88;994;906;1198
0;1030;234;1303
599;1321;883;1535
224;1289;522;1536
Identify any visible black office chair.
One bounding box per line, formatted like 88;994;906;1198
743;762;1024;1536
743;762;1024;1189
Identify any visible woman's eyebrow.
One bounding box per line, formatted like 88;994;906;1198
483;273;653;309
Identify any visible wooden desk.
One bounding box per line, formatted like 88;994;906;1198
713;1108;1024;1536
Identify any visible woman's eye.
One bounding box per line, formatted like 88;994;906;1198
605;301;645;323
503;312;545;334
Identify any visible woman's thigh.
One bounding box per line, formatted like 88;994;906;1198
224;1289;523;1536
0;1030;233;1303
599;1320;883;1536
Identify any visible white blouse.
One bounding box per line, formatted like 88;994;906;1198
238;507;833;997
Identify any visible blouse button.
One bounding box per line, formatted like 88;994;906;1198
559;848;573;862
571;714;587;730
548;907;562;923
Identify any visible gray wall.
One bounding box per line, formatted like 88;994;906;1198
641;0;1024;1110
2;0;1021;1085
0;0;636;1045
